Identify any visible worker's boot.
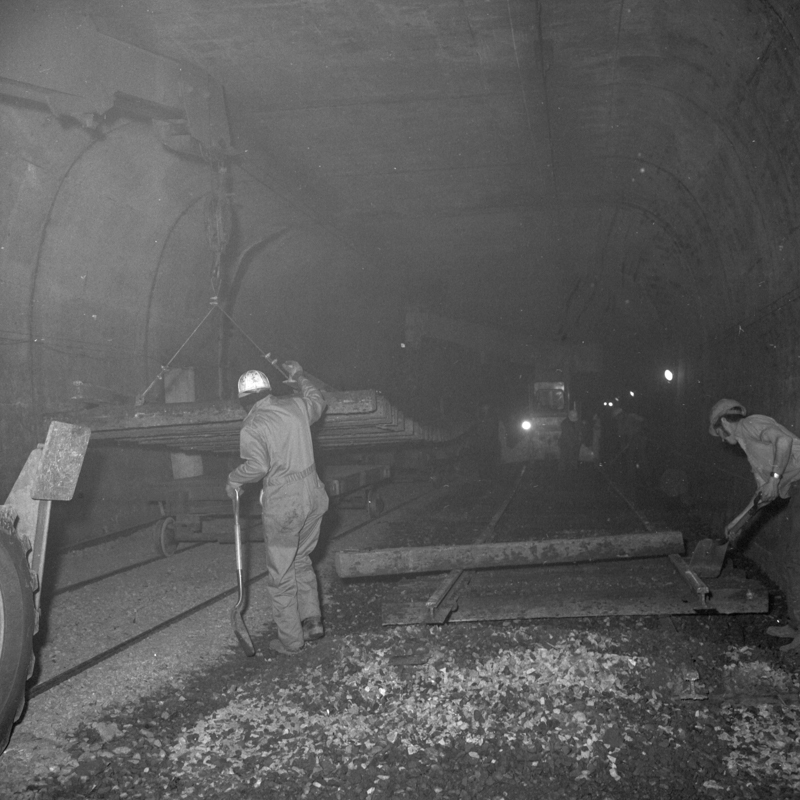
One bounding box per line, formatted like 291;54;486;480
302;616;324;641
269;639;303;656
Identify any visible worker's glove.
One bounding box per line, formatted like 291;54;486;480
282;360;303;380
225;482;240;500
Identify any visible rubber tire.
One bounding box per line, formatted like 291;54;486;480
0;532;35;754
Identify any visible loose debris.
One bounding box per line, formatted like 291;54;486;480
170;629;651;784
6;472;800;799
16;618;797;800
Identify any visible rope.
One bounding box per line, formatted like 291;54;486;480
213;302;266;358
214;302;290;380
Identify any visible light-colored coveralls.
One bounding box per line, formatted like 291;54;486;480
227;376;329;650
724;414;800;650
731;415;800;499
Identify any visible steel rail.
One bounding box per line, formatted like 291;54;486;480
51;542;208;597
28;484;440;699
48;480;438;596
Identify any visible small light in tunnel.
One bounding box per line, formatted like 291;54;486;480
629;391;635;397
521;420;532;431
400;342;406;348
664;369;674;382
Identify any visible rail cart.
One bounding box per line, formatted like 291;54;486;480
0;370;467;753
151;464;391;557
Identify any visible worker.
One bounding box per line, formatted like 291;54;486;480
226;362;329;656
709;399;800;506
559;408;582;474
709;398;800;650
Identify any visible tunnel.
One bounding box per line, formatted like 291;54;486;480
1;0;800;796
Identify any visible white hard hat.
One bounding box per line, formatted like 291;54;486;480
708;398;746;435
238;370;271;398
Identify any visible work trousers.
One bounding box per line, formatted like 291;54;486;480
261;475;329;649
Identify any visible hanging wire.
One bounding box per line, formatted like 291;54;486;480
715;285;800;340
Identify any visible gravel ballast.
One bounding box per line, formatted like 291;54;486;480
2;466;799;798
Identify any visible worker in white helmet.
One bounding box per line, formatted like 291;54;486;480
709;398;800;650
226;362;329;655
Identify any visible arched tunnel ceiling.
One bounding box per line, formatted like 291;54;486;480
64;1;800;360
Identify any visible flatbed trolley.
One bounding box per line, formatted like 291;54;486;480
151;464;391;556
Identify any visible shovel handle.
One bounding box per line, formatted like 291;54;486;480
725;491;763;542
232;488;244;572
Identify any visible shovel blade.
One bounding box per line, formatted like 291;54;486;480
230;606;256;657
689;538;729;579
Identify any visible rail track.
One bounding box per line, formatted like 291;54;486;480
28;482;440;699
27;467;692;701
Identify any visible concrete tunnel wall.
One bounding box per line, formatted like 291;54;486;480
0;98;412;548
1;2;800;616
674;6;800;625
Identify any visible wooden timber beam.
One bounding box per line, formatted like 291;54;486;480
335;530;685;578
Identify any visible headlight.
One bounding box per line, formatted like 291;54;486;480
521;420;532;431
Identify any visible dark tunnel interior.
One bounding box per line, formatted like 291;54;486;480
4;1;800;791
3;1;800;582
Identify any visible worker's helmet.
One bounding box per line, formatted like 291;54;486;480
708;398;746;435
238;370;271;398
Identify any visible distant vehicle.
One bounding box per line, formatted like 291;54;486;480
402;309;601;466
501;381;568;463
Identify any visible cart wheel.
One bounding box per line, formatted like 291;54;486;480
155;517;178;557
367;487;385;519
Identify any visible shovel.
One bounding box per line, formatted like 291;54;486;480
230;488;255;657
689;491;762;579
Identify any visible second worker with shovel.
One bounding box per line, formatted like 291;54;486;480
709;398;800;649
226;361;329;656
709;398;800;506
